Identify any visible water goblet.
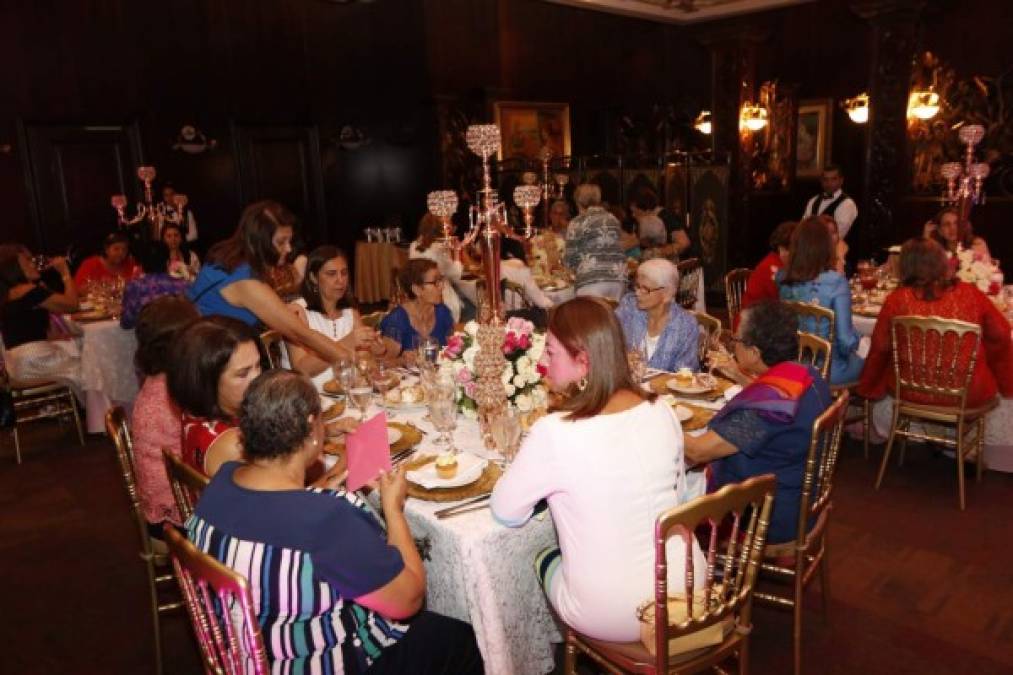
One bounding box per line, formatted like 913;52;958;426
490;409;522;465
348;374;374;421
428;396;459;455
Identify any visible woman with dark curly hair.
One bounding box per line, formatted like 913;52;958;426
188;369;483;674
685;300;831;544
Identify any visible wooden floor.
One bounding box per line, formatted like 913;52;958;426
2;422;1012;674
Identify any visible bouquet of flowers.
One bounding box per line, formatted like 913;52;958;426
441;317;548;418
168;259;193;282
953;244;1000;292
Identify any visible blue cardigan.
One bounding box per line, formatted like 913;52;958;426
615;293;699;372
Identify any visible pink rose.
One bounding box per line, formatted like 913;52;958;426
517;333;531;350
464;381;478;398
455;367;473;383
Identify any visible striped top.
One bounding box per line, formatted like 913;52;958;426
187;462;409;674
563;206;627;289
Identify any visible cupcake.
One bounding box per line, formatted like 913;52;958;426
435;453;458;479
674;367;695;387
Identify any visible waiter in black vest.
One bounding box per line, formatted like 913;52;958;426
802;164;858;240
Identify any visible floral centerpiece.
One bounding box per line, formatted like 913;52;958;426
441;317;548;418
953;244;1001;293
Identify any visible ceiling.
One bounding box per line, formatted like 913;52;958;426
543;0;814;24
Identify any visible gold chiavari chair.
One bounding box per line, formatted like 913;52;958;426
503;279;532;311
692;311;722;367
724;268;751;328
164;527;269;675
796;331;831;381
105;408;183;675
676;258;703;310
753;392;849;675
783;301;835;354
258;329;287;369
564;474;777;675
163;448;210;522
875;315;996;510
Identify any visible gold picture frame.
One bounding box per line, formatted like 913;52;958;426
796;99;833;178
493;101;571;161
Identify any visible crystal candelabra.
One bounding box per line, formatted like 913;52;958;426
110;165;186;240
426;123;542;447
940;124;990;224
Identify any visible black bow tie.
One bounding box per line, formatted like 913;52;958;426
822;193;834;200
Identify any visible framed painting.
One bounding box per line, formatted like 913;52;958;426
796;99;833;178
493;101;571;161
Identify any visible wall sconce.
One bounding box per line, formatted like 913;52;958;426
842;93;870;124
694;110;712;135
739;102;768;132
907;89;940;120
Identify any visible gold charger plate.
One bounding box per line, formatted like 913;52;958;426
649;374;733;401
673;402;716;432
323;379;343;396
72;310;111;323
403;454;503;502
322;421;423;456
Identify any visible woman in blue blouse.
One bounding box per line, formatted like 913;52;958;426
380;259;453;355
187;200;352;364
615;258;699;372
188;369;482;674
777;215;865;384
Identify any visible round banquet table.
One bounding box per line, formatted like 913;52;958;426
851;308;1013;473
354;241;409;304
456;276;575;309
76;318;139;433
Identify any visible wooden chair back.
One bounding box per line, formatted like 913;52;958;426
258;330;287;369
795;391;848;548
652;474;776;668
676;257;703;310
164;527;269;675
163;449;210;522
502;279;531;310
692;311;722;366
724;268;751;327
797;331;832;381
890;315;980;410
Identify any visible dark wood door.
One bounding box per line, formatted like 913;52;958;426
232;124;327;245
18;121;143;257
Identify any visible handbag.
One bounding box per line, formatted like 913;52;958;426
635;588;731;657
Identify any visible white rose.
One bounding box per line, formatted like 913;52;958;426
529;334;546;361
513;373;526;388
464;320;480;337
463;346;479;369
501;364;514;384
515;393;533;412
532;385;547;407
516;355;532;373
527;369;541;385
505;383;516;397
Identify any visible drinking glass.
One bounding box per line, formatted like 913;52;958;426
627;340;647;383
420;336;440;367
490;409;522;464
348;375;374;421
370;361;397;410
428;396;459;454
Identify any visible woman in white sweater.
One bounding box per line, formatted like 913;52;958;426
409;213;464;322
490;297;706;642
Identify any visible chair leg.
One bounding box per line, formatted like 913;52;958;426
820;537;831;622
738;634;750;675
897;419;910;468
145;560;164;675
956;419;966;511
976;417;986;483
563;630;578;675
862;399;870;460
12;424;22;464
793;570;804;675
875;407;900;490
68;392;85;446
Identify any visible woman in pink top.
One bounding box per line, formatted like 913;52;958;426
490;297;706;642
130;296;200;535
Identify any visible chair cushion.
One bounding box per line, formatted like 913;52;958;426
574;619;735;672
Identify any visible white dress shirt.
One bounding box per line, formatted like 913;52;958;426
803;189;858;240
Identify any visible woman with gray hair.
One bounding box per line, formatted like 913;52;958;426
563;184;627;300
614;258;699;372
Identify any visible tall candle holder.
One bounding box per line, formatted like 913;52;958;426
426;123;542;447
110;165;184;240
940;124;990;225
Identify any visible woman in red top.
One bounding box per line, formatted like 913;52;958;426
73;231;140;290
858;238;1013;423
167;316;263;476
736;220;796;329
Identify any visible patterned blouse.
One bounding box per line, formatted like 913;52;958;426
181;415;234;475
563;207;627;289
119;274;190;330
188;461;409;674
130;374;184;526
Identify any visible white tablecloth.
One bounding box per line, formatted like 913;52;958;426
77;319;138;433
851;311;1013;473
355;399;561;675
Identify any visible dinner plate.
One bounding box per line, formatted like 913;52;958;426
666;374;716;395
322;379;343;396
407;452;487;490
674;405;693;422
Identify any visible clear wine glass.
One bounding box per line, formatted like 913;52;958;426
490;409;522;465
348;374;373;421
370;361;396;410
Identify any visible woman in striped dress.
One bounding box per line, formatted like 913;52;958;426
187;369;482;674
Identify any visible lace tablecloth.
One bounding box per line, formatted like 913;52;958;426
853;313;1013;473
77;319;138;432
365;401;561;675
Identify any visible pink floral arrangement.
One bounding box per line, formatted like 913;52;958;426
440;318;547;415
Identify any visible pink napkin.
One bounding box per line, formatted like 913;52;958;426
345;412;391;491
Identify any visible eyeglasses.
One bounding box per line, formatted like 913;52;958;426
633;283;665;295
421;276;446;287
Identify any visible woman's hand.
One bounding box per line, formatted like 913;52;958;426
330;416;360;435
378;466;408;514
349;326;378;350
287;301;309;325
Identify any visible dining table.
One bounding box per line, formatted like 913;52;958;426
849;286;1013;473
455;274;575;310
73;316;139;433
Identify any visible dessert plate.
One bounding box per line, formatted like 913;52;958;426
667;373;716;395
674;405;693;422
407;452;487;490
